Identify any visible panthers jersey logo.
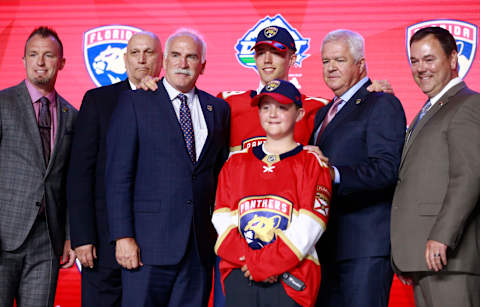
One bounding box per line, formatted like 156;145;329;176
238;195;292;249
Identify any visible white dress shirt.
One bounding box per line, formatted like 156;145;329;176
163;78;208;159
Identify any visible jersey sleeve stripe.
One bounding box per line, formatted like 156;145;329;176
214;224;237;254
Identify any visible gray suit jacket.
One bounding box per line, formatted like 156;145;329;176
0;81;77;257
391;81;480;274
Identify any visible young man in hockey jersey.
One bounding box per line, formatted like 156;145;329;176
212;79;332;307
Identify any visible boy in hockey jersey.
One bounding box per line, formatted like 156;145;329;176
212;79;332;307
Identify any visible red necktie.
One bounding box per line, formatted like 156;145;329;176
315;97;343;144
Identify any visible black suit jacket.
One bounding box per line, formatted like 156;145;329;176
310;80;406;262
67;79;131;267
105;79;230;268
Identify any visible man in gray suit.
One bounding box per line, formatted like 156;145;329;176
391;26;480;307
0;26;77;306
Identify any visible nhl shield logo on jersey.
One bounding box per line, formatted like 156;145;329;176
238;195;292;250
83;25;142;87
406;20;478;79
235;14;310;70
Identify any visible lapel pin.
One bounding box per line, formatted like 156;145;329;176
207;105;213;112
355;99;362;105
439;101;445;106
62;106;68;113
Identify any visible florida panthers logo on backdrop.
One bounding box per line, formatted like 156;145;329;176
238;195;292;250
406;20;478;79
235;14;310;70
84;25;142;87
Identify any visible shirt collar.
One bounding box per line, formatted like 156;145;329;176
429;77;462;106
25;79;56;106
163;78;195;103
338;76;369;102
128;79;137;90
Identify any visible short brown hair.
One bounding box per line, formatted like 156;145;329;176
25;26;63;57
410;26;457;57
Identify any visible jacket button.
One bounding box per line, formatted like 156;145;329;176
35;202;41;207
187;200;193;206
192;175;196;180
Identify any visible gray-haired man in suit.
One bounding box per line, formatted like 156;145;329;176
0;26;77;306
391;26;480;307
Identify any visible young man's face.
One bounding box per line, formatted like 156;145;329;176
254;45;296;84
258;96;304;140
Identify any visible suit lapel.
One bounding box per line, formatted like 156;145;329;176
317;81;371;146
400;81;466;165
195;89;214;165
46;95;70;175
15;82;45;170
156;80;196;168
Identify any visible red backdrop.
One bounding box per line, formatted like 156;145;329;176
1;1;479;306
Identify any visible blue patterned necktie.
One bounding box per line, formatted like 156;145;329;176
409;99;432;134
178;93;196;163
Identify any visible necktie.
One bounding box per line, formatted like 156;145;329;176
178;93;196;163
408;99;432;135
315;97;343;145
38;96;51;166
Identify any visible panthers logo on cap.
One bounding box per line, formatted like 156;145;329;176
406;20;478;79
83;25;142;87
265;80;281;91
235;14;310;70
264;26;278;38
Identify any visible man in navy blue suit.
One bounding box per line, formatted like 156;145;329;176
105;28;230;307
310;30;406;307
67;31;162;306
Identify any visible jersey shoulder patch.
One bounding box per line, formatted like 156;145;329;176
219;90;248;100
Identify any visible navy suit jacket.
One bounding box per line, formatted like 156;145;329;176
310;80;406;262
105;79;230;268
67;79;131;268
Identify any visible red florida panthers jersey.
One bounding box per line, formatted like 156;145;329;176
217;91;328;152
212;145;332;307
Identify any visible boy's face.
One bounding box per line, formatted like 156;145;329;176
258;96;304;140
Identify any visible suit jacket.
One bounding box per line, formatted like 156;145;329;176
105;79;230;268
67;79;131;268
310;80;406;262
391;81;480;274
0;81;77;257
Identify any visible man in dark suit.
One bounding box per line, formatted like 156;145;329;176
105;28;230;306
391;26;480;307
310;29;406;307
0;26;77;306
67;31;162;307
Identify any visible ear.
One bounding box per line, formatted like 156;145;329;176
59;57;66;71
22;56;26;70
288;53;297;67
296;107;305;122
200;61;206;75
449;50;458;71
357;57;366;74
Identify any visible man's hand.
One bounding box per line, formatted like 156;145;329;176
60;240;76;268
75;244;97;269
367;79;394;94
138;75;160;91
116;237;143;270
425;239;448;272
240;264;278;283
303;145;329;162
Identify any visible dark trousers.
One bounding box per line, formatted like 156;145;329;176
0;215;59;307
213;256;226;307
316;256;393;307
121;235;212;307
224;269;301;307
81;264;122;307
